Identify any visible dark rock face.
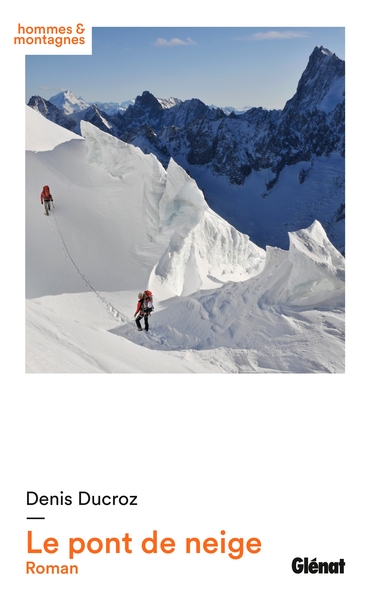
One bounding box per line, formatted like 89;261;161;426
27;96;77;131
117;50;343;192
83;105;115;135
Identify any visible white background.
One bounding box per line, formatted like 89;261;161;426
2;3;370;599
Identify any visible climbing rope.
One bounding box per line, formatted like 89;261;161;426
50;205;127;324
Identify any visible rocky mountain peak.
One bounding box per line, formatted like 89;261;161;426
121;91;163;128
283;46;344;114
135;90;162;111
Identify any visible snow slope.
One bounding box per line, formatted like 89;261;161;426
26;106;82;152
26;106;345;373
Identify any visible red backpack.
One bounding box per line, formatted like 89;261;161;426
142;290;154;313
43;185;51;198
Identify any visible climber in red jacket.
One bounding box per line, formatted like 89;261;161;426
40;185;53;216
134;291;154;331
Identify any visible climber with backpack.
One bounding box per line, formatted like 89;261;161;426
40;185;53;216
134;290;154;331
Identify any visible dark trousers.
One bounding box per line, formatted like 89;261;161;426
136;314;149;331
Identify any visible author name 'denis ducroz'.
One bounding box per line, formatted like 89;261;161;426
27;491;137;506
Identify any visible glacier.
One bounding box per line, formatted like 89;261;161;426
25;106;345;373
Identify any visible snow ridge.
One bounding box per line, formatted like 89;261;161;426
80;120;265;298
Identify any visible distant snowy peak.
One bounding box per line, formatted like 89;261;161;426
49;90;90;114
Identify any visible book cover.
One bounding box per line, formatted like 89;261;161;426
2;4;368;600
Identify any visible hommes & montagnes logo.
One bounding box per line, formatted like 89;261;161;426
14;23;85;47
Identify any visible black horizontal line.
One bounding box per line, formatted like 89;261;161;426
27;517;45;519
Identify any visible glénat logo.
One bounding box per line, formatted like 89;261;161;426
292;557;346;574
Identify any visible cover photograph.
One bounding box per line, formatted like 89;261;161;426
24;25;345;374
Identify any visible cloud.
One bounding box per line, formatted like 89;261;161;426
248;31;310;41
153;37;196;47
39;86;67;91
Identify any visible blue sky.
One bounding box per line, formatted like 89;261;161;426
26;27;345;110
